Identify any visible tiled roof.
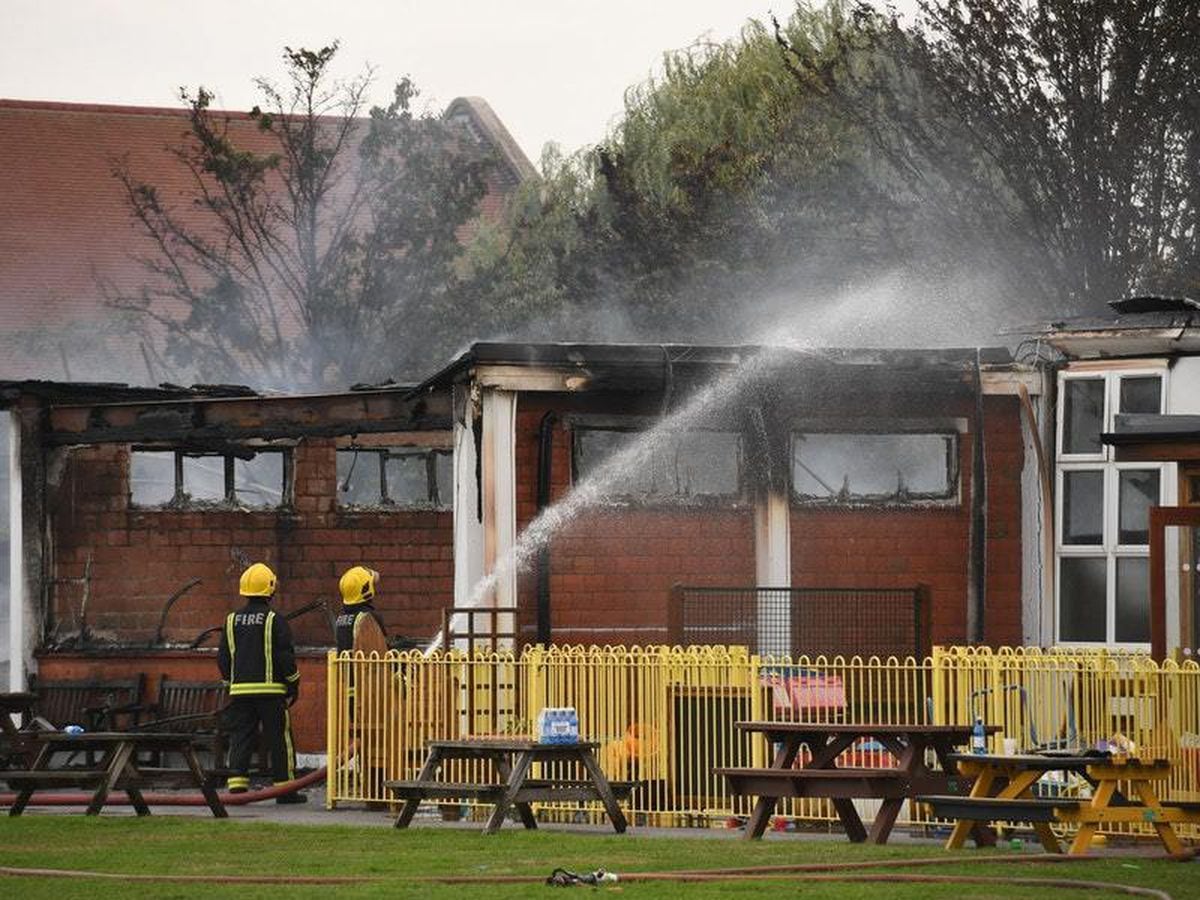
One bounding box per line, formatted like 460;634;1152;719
0;98;533;383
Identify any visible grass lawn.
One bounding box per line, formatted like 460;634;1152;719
0;817;1194;899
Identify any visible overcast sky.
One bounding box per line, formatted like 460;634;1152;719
2;1;800;165
3;1;923;165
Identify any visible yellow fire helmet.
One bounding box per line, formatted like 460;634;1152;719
339;566;379;605
239;562;277;598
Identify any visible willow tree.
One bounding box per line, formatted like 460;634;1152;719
468;5;889;343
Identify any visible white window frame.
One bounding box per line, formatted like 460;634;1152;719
1054;364;1166;648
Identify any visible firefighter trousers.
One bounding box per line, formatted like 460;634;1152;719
225;694;296;787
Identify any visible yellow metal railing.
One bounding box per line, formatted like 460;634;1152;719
327;645;1200;837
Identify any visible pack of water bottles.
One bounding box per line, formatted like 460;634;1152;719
536;707;579;744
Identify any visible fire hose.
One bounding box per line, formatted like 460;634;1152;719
0;851;1189;897
0;764;325;807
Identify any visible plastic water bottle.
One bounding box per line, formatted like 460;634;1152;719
971;717;987;755
597;871;619;884
64;724;85;735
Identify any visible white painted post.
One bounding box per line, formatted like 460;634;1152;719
754;489;791;656
481;389;517;648
7;410;25;691
452;395;484;609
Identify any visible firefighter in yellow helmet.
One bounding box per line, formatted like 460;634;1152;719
335;566;387;718
217;562;306;803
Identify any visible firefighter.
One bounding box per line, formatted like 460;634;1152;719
335;565;388;718
335;565;389;807
335;566;386;653
217;562;306;804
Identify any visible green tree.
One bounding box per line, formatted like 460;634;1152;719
782;0;1200;308
109;44;493;389
471;6;886;342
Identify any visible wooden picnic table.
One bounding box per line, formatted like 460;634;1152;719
1;693;41;768
0;691;36;720
921;752;1200;855
387;738;632;835
720;722;998;842
1;731;227;818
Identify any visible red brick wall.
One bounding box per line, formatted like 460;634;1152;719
47;437;453;648
514;401;756;646
510;394;1023;651
790;396;1024;648
982;396;1025;647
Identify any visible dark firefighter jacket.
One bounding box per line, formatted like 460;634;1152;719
334;602;385;654
218;598;300;696
335;602;387;699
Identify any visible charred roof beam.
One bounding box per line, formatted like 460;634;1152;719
42;390;451;446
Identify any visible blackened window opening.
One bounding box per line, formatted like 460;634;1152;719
129;449;287;509
572;426;742;503
791;432;958;505
336;448;452;509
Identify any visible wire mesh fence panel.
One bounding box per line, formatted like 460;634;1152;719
672;586;929;658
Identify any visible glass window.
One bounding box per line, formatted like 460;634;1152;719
574;428;741;500
1117;469;1159;545
130;451;177;506
337;448;451;508
130;449;286;508
434;450;454;507
234;454;283;509
1119;376;1162;415
337;450;383;506
793;432;955;502
1115;557;1150;643
1062;379;1104;455
1062;471;1104;545
386;453;430;505
1055;369;1165;646
1059;557;1107;642
181;455;226;502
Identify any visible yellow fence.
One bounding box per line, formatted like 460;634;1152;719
326;645;1200;835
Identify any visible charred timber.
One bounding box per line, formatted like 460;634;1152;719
42;392;451;446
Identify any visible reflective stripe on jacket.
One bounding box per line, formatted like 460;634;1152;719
217;598;300;696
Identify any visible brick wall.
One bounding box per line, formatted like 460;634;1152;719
514;402;756;646
510;394;1023;650
47;437;453;648
790;395;1024;647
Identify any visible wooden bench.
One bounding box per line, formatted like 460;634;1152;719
130;678;228;768
26;676;145;732
386;779;636;804
919;794;1082;823
717;767;924;800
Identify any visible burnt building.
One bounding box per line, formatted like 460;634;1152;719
3;342;1042;752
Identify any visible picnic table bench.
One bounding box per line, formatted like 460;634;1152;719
1;692;38;761
25;676;144;732
720;722;997;843
919;752;1200;855
387;738;632;834
1;731;226;818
